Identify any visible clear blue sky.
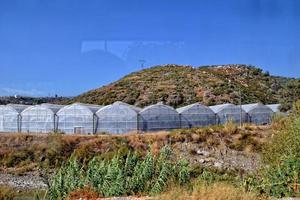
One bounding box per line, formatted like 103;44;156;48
0;0;299;96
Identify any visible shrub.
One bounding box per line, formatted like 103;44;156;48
223;119;238;135
252;101;300;197
256;157;300;197
263;111;300;165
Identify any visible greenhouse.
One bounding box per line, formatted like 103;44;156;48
242;103;273;125
20;104;64;133
266;104;281;113
57;103;103;134
0;104;29;132
209;103;247;124
139;102;181;131
177;103;216;128
96;101;141;134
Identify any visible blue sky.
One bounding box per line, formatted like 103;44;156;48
0;0;299;96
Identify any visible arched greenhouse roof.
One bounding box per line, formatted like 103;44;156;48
5;104;30;113
96;101;140;115
22;104;64;115
209;103;241;113
41;103;65;113
140;102;178;114
57;103;103;115
266;104;281;112
242;103;273;113
176;103;215;114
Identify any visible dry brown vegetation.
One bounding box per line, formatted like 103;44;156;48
66;187;101;200
157;182;267;200
0;185;46;200
0;124;272;175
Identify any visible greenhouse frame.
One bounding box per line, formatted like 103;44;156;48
242;103;274;125
20;104;64;133
139;102;181;131
177;103;216;128
0;104;29;132
57;103;103;134
96;101;141;134
209;103;247;124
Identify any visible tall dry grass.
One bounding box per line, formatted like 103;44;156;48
157;182;266;200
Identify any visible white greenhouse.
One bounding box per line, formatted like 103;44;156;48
0;104;29;132
139;102;181;131
177;103;216;128
57;103;103;134
210;103;247;124
242;103;274;125
96;101;141;134
20;104;64;133
266;104;281;113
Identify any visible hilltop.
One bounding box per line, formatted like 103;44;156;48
75;64;292;108
0;96;71;105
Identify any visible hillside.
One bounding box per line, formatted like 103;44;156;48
74;64;291;108
0;96;71;105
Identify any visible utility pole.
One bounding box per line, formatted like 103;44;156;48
230;79;243;127
139;59;146;70
239;87;242;127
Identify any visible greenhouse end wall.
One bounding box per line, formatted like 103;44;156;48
0;105;29;132
177;103;216;128
242;104;273;125
20;105;57;133
210;104;247;125
96;102;139;134
57;103;102;134
139;103;181;131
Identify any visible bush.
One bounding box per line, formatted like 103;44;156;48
263;110;300;165
257;157;300;197
252;101;300;197
223;119;238;135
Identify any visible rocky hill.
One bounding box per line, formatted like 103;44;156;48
74;64;292;108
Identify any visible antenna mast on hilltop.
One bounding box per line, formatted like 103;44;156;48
139;59;146;69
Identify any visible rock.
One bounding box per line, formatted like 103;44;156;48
196;149;210;156
214;161;223;169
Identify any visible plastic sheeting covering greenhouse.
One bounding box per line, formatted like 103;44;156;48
210;103;247;124
57;103;103;134
177;103;216;128
242;103;273;125
0;104;29;132
21;104;64;133
266;104;281;113
139;102;181;131
96;101;141;134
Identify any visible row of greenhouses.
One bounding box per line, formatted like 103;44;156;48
0;102;281;134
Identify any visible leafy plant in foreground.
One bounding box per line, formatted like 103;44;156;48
47;145;191;199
